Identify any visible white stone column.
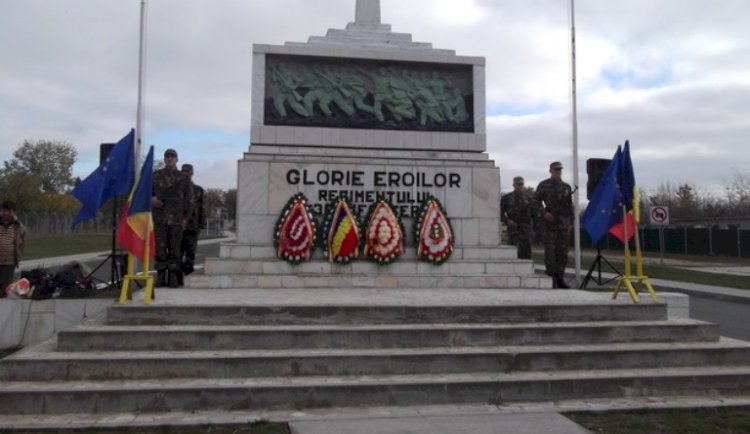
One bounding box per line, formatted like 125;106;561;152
355;0;380;24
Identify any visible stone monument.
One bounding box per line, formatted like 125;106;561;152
191;0;547;289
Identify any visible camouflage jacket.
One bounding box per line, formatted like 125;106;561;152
185;183;205;232
152;167;193;225
534;178;574;226
500;191;540;229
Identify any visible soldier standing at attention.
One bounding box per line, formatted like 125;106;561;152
151;149;193;288
179;164;205;283
535;162;574;288
500;176;539;260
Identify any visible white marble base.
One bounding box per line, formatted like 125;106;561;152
0;299;112;349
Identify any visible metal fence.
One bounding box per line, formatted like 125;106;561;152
587;224;750;259
17;212;230;238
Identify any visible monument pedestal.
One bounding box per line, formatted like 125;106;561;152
194;0;547;289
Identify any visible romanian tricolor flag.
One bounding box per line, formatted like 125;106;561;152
117;146;155;261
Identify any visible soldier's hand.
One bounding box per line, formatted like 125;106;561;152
507;220;518;229
544;211;554;222
151;196;164;208
181;219;188;231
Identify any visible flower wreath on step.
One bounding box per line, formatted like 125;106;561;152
321;197;361;264
274;193;318;264
413;195;454;265
362;199;405;265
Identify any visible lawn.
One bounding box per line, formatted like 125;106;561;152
1;421;290;434
23;233;113;260
531;250;750;291
566;406;750;434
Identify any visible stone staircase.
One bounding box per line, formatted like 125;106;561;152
2;288;750;417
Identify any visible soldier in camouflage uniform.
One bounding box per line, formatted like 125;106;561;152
151;149;193;288
179;164;205;283
500;176;540;259
535;161;574;288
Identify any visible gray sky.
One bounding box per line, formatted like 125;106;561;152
2;0;749;202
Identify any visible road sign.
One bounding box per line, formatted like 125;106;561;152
649;206;670;225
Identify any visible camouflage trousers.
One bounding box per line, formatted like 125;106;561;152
542;223;571;276
179;230;200;275
508;226;532;260
155;223;183;272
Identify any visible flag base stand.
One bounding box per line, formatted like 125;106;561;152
612;275;658;303
580;249;621;289
118;255;154;305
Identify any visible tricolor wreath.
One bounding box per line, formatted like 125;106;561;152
363;199;404;265
321;198;361;264
274;193;318;264
413;195;454;265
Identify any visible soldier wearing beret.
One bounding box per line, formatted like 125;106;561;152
500;176;540;260
535;162;574;288
151;149;193;288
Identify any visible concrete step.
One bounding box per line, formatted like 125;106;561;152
5;396;750;431
104;303;668;326
186;273;548;289
4;340;750;382
202;258;535;276
55;319;719;352
217;244;520;262
2;366;750;415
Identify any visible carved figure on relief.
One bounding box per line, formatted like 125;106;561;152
269;62;310;117
268;61;469;128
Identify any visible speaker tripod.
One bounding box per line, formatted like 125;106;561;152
83;196;127;289
580;248;622;289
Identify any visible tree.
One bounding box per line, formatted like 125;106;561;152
0;171;43;212
674;183;701;217
3;139;78;194
644;182;723;221
202;188;224;221
224;189;237;221
724;172;750;217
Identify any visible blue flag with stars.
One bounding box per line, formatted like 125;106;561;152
582;146;625;244
619;140;636;210
70;129;135;227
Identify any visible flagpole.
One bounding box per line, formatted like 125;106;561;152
135;0;147;167
570;0;582;285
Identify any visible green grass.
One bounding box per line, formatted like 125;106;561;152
24;234;113;260
566;406;750;434
1;421;290;434
532;251;750;291
23;233;226;261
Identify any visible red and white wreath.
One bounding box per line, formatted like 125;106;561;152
414;196;454;265
274;193;317;264
363;200;404;265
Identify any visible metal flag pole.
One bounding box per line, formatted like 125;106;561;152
570;0;582;285
119;0;152;304
135;0;147;165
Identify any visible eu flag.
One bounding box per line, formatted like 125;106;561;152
619;140;636;210
71;129;135;227
582;146;625;245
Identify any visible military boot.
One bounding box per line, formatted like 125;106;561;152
156;270;167;288
168;271;179;288
555;274;570;289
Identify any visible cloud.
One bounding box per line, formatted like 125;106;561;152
1;0;749;198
